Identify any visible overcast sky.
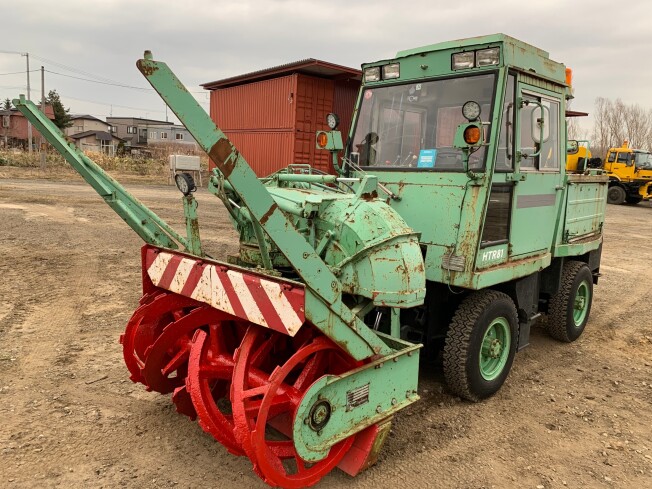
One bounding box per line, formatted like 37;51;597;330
2;0;650;134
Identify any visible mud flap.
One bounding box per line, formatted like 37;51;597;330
337;417;393;476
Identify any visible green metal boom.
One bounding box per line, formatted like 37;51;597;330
12;95;191;252
136;52;394;359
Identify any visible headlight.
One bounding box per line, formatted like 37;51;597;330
382;63;400;79
452;47;501;70
364;67;381;82
476;48;500;66
452;52;474;70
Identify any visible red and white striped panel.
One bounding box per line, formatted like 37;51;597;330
144;248;305;336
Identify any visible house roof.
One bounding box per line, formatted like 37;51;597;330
69;130;123;142
0;106;55;119
107;116;169;125
71;114;107;124
201;58;362;90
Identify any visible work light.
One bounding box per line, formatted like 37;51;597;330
382;63;400;79
476;48;500;66
363;67;381;82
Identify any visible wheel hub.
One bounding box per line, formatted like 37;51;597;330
308;399;332;432
478;317;511;381
482;337;503;359
488;339;502;358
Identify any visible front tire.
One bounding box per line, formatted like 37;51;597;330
443;290;518;402
546;261;593;342
607;185;626;205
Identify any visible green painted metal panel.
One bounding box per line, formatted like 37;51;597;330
292;333;420;461
559;175;608;244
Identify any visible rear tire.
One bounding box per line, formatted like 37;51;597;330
607;185;626;205
443;290;518;402
547;261;593;342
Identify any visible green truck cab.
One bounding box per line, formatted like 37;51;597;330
334;34;607;400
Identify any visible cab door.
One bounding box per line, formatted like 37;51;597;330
508;86;564;257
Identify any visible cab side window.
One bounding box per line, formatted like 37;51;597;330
519;94;560;171
616;152;631;164
495;74;515;171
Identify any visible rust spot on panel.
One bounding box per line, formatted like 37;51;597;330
360;190;378;201
136;60;158;77
258;203;279;226
208;139;237;177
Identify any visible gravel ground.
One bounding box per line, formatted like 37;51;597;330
0;176;650;489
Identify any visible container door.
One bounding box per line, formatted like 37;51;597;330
509;86;564;258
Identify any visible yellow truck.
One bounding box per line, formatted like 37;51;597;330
603;141;652;205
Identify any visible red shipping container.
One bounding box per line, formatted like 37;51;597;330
202;59;361;177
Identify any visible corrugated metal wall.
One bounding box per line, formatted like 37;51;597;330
213;75;297;130
333;79;360;147
209;72;360;176
293;74;334;173
210;75;297;176
225;131;295;176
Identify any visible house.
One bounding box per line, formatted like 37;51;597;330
106;117;198;151
201;59;361;176
0;105;55;149
65;114;110;137
69;130;123;156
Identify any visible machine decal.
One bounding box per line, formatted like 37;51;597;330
481;249;505;262
417;149;437;168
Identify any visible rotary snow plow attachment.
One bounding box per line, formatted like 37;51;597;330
13;51;425;487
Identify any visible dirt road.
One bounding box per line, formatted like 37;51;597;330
1;178;650;488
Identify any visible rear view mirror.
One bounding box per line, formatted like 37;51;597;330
567;140;579;154
531;105;550;143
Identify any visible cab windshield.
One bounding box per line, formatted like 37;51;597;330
634;152;652;170
351;74;496;171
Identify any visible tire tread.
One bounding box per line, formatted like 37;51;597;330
443;290;517;402
547;260;589;342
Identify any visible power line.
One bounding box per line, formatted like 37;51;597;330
57;92;208;113
0;70;39;76
46;68;207;95
45;69;153;91
30;53;129;86
32;53;207;94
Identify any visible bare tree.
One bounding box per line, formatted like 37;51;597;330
591;97;611;157
591;97;652;156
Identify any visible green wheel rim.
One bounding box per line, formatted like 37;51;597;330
479;317;511;381
573;280;591;327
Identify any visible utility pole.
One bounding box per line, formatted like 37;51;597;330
22;52;32;153
40;66;46;169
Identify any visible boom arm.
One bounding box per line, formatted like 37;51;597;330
137;52;393;359
12;95;191;252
